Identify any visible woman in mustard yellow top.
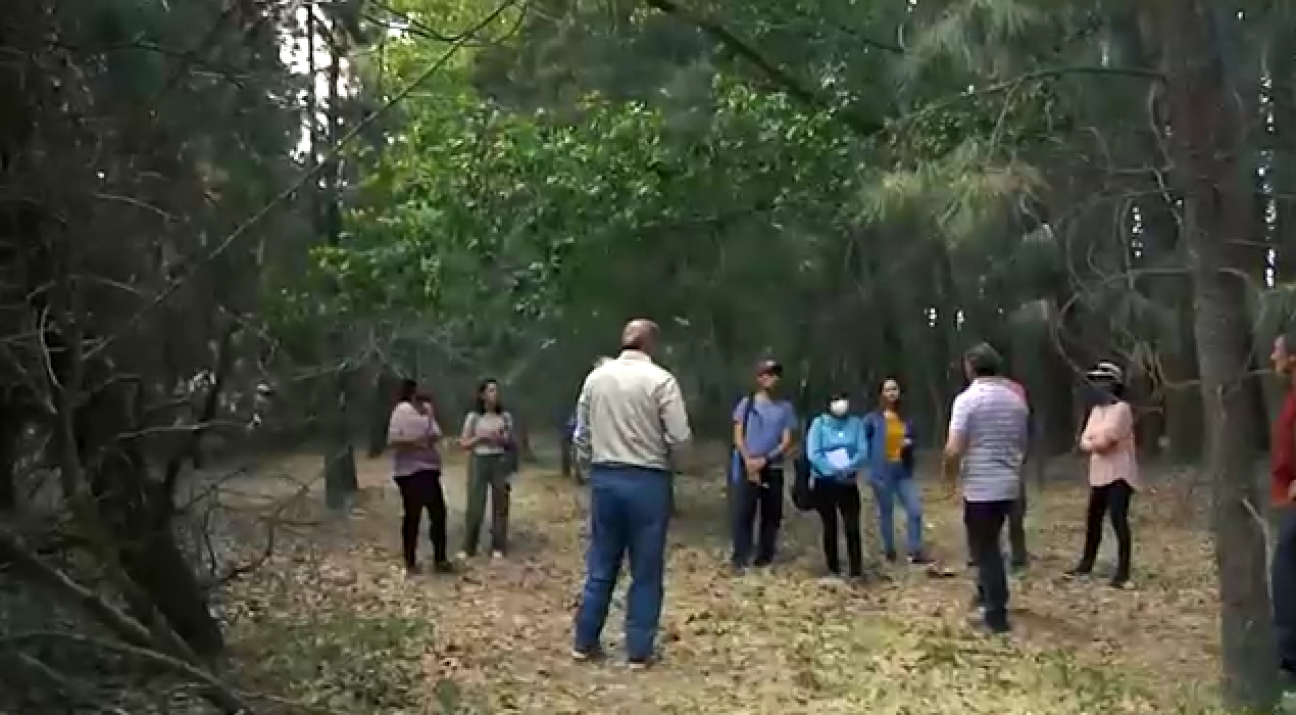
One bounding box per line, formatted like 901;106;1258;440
862;379;932;564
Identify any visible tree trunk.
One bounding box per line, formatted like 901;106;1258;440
78;379;225;657
321;21;358;510
1153;0;1278;708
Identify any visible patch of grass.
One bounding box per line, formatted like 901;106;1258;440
230;609;433;713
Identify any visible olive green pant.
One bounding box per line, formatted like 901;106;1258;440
463;452;511;555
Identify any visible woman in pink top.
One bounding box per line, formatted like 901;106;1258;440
388;380;453;576
1067;361;1137;588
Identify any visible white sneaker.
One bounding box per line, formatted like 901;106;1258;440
491;550;505;560
455;550;469;562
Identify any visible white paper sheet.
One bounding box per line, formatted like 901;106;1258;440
825;448;851;471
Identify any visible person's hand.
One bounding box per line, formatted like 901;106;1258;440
1288;479;1296;502
744;456;765;473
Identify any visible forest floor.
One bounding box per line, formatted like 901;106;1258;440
216;448;1227;715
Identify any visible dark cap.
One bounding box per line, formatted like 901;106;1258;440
756;359;783;377
965;342;1003;376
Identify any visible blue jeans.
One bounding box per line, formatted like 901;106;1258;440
869;464;923;555
573;464;672;661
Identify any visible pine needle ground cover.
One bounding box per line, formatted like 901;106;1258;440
222;453;1226;714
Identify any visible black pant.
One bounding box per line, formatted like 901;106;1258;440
1076;479;1133;580
815;480;863;576
1274;508;1296;673
967;482;1027;567
965;499;1013;628
732;466;784;566
396;470;448;568
1009;483;1028;565
560;433;573;477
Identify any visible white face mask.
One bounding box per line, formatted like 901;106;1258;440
829;399;849;416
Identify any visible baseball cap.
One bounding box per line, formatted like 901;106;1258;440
1086;361;1124;383
756;359;783;377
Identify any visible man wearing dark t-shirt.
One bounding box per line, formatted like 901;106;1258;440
1268;334;1296;688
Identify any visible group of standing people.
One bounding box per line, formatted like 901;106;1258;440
385;377;519;575
566;319;1149;665
385;316;1296;693
728;362;933;582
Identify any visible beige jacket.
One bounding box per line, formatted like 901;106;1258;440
574;350;692;472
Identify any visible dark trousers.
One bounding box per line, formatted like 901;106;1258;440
395;469;448;568
1275;508;1296;673
967;482;1027;567
814;480;863;576
573;464;672;661
965;499;1013;628
1076;479;1133;579
560;433;574;477
731;466;784;567
463;452;511;555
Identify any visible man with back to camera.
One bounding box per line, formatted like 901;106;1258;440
943;343;1029;634
1267;331;1296;694
571;320;692;669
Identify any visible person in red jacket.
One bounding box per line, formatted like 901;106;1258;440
1269;334;1296;687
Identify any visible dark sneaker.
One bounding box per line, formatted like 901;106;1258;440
1063;566;1092;580
433;560;456;574
752;557;773;568
884;550;898;564
627;654;657;670
909;552;934;566
405;563;422;578
981;618;1012;635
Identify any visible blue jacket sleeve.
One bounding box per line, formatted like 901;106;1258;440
846;418;869;472
806;416;832;476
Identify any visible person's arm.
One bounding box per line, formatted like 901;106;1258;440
656;375;693;473
1099;402;1134;453
1077;407;1100;453
458;413;479;450
805;417;831;476
574;380;593;465
847;418;870;473
501;412;516;446
770;404;796;461
732;397;751;460
942;394;971;486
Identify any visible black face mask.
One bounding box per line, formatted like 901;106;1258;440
1083;381;1116;406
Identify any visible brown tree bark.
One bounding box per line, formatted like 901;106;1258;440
1151;0;1279;708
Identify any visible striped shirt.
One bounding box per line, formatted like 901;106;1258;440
949;378;1029;502
575;350;692;472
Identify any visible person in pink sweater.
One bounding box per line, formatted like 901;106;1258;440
1066;361;1138;588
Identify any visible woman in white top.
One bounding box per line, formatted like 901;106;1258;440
458;378;516;559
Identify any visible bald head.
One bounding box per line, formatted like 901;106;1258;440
620;319;660;354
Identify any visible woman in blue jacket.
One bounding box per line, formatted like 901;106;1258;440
806;391;869;580
862;378;932;565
